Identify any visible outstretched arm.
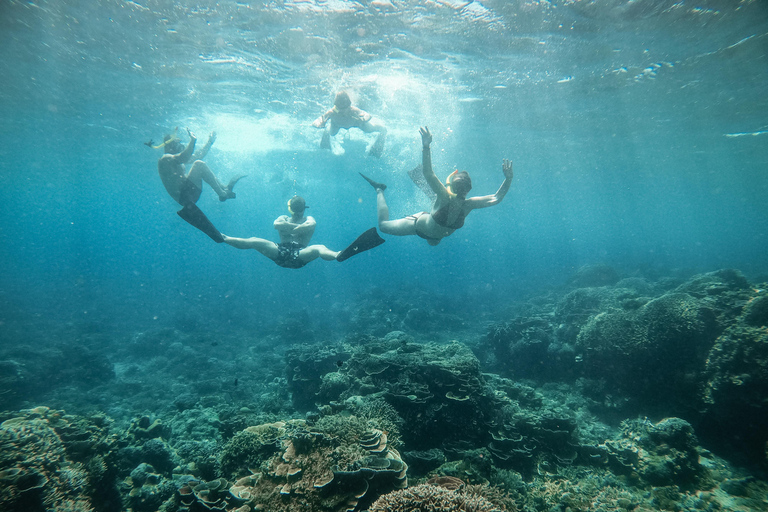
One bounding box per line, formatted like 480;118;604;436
191;131;216;161
466;159;514;210
419;127;450;201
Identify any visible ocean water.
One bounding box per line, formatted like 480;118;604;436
1;1;768;510
2;0;766;332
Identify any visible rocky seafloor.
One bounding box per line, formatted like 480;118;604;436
1;267;767;512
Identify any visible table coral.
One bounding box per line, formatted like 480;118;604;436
218;417;407;512
0;406;117;512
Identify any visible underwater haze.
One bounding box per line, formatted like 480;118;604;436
2;1;768;511
1;0;766;331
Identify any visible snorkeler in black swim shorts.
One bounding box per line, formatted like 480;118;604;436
221;196;384;267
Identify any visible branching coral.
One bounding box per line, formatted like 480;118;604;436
367;483;504;512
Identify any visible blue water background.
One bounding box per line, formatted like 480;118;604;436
1;0;767;337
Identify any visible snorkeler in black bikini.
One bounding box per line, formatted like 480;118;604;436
360;126;514;246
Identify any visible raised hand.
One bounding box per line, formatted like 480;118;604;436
419;126;432;148
502;159;513;180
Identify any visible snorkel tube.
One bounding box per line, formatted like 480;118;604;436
149;127;180;149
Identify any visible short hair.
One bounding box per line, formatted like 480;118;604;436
334;91;352;109
288;195;306;213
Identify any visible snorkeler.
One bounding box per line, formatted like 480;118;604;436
157;128;245;205
359;126;514;246
221;196;385;268
311;91;387;157
154;128;246;242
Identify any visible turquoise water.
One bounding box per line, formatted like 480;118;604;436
1;1;767;331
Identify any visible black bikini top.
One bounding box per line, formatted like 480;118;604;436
432;203;467;230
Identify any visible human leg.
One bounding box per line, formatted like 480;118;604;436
187;161;231;201
222;235;279;260
375;190;419;236
299;245;339;264
359;173;415;235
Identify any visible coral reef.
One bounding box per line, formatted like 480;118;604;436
219;417;407;512
2;268;768;512
0;406;120;512
121;462;176;512
367;482;503;512
592;417;705;488
481;269;765;435
176;476;247;512
575;290;717;409
701;285;768;465
287;333;494;451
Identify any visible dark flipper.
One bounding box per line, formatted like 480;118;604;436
320;131;331;149
220;174;247;201
407;164;436;200
177;203;224;243
359;172;386;191
228;174;247;191
367;132;386;158
336;228;385;262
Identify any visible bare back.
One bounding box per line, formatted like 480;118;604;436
158;154;188;204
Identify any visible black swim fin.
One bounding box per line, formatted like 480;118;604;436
220;174;247;201
177;203;224;243
359;172;386;191
336;228;385;262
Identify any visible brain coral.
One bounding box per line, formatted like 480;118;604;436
575;291;717;407
700;287;768;465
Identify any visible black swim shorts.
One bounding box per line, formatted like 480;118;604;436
178;178;202;206
274;242;307;269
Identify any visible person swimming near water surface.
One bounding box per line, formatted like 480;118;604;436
221;196;385;268
312;91;388;157
154;127;247;242
359;126;514;246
